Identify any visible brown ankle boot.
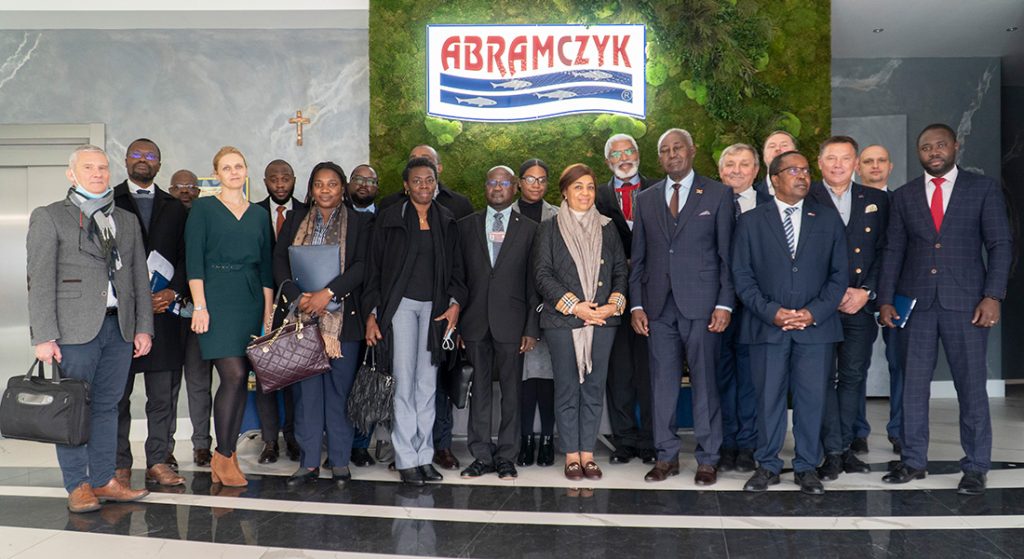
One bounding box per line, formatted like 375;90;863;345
211;451;248;487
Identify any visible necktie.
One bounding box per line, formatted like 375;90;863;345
275;206;286;237
491;212;504;266
930;177;945;232
733;192;742;220
135;189;151;196
669;183;681;219
615;181;639;221
783;206;799;258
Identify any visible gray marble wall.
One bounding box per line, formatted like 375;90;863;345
1001;86;1024;380
0;29;369;200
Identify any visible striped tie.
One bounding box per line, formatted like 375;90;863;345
783;206;799;259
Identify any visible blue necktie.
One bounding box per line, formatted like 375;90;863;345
783;206;798;258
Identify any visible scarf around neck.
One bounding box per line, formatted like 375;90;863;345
292;205;349;358
67;186;121;276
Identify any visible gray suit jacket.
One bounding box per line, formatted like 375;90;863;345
27;198;154;345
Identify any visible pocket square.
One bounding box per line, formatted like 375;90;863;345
865;204;878;213
698;210;711;216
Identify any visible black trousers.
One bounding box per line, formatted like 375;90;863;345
465;333;523;464
170;329;213;451
821;309;879;455
116;370;177;469
255;385;297;446
605;318;653;450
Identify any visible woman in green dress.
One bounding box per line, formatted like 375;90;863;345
185;146;274;487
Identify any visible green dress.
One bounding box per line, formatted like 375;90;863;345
185;196;274;360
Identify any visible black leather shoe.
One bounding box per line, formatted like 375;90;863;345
333;467;352;487
285;441;301;462
516;435;536;467
193;449;212;468
735;449;756;473
166;454;179;472
258;442;279;464
637;448;658;465
882;463;927;484
419;464;443;482
433;448;460;470
388;461;397;472
496;459;518;480
718;448;738;472
743;467;780;492
286;467;320;486
817;454;843;481
842;450;871;474
610;445;634;464
400;468;425;486
795;470;825;495
957;471;986;496
850;437;869;455
888;436;902;455
536;436;555;466
350;448;375;467
461;460;496;478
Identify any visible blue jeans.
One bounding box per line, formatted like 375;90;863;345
55;315;134;493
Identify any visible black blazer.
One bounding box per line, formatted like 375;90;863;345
533;216;627;330
257;196;308;251
595;174;655;259
808;181;889;298
457;209;540;344
378;182;474;220
271;205;372;342
113;181;187;372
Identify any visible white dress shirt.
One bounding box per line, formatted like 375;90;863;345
774;197;804;254
128;179;155;195
270;198;293;237
924;166;958;213
664;169;695;211
736;186;757;214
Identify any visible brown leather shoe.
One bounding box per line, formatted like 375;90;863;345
582;461;603;480
114;468;131;487
93;477;149;503
694;463;718;486
644;460;680;482
67;483;101;513
564;461;584;481
146;463;185;486
433;448;460;470
194;449;212;467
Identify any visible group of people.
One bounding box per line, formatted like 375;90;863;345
27;120;1011;514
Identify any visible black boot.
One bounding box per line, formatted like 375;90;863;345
536;435;555;467
516;435;536;467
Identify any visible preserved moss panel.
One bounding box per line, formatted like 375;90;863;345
369;0;831;209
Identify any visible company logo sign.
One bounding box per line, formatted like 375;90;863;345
426;24;646;122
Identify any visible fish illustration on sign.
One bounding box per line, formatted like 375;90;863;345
491;79;533;90
534;90;578;100
571;70;613;80
456;96;498;107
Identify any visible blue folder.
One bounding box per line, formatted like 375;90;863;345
288;244;341;312
892;294;916;329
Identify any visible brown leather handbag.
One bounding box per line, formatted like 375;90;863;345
246;282;330;393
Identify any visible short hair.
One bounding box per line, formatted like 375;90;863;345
917;123;957;144
351;163;377;177
769;150;805;176
717;143;759;170
127;138;161;160
519;158;548;177
212;146;247;172
264;159;294;175
403;156;438;182
558;163;596;195
657;128;694;151
69;144;107;167
487;165;515;177
762;130;798;152
306;161;348;204
604;133;639;159
818;135;859;157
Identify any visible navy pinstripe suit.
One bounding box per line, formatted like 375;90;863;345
878;167;1012;473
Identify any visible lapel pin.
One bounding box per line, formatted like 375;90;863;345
808;212;816;217
695;188;703;194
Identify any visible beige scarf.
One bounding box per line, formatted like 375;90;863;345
292;205;349;358
556;200;610;383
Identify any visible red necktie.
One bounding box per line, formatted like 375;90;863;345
275;206;286;237
930;177;945;232
615;182;639;221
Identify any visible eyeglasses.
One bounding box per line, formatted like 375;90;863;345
351;176;379;186
776;166;811;177
170;184;199;193
128;151;159;161
609;148;637;159
485;179;513;188
520;176;548;186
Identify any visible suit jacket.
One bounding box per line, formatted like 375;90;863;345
595;174;655;259
113;181;188;372
753;177;773;199
878;167;1012;312
458;209;540;344
378;182;474;220
731;197;849;345
807;181;889;298
27;198;154;346
257;196;308;251
271;205;373;342
629;174;735;321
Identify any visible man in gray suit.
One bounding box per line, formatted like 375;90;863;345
27;144;154;513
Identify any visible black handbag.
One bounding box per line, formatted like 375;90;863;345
439;330;474;410
347;340;395;433
0;360;91;446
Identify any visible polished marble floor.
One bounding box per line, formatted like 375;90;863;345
1;393;1023;558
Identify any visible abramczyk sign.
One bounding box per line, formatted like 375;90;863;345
426;24;646;122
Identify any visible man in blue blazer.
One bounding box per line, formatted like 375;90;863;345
808;136;889;482
732;151;848;495
629;128;734;486
715;143;772;474
878;123;1012;495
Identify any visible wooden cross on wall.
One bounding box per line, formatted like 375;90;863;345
289;110;311;146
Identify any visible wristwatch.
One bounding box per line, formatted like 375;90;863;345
861;287;876;301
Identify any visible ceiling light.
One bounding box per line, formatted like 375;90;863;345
1008;26;1019;32
872;28;884;33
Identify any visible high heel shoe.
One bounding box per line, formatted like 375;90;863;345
536;435;555;467
211;450;248;487
516;435;536;467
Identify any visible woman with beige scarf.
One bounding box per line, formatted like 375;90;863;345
533;163;628;481
271;161;373;487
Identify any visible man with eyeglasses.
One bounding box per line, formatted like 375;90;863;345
731;151;848;495
168;170;200;209
595;133;657;465
111;138;188;487
457;166;539;480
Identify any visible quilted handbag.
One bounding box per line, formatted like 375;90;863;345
247;310;330;394
347;339;395;433
0;359;91;446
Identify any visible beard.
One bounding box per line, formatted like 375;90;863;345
608;161;638;181
128;165;157;184
350;191;376;207
269;191;293;205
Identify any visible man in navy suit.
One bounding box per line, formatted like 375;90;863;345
715;143;771;473
732;151;848;495
808;136;889;482
879;124;1012;495
630;128;734;486
754;130;798;198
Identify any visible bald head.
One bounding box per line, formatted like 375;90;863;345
857;145;893;190
410;145;443;175
169;169;199;208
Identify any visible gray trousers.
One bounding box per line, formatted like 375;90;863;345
546;326;615;453
181;329;213;451
391;298;438;470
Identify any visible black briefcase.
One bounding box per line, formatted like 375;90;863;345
0;360;91;446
